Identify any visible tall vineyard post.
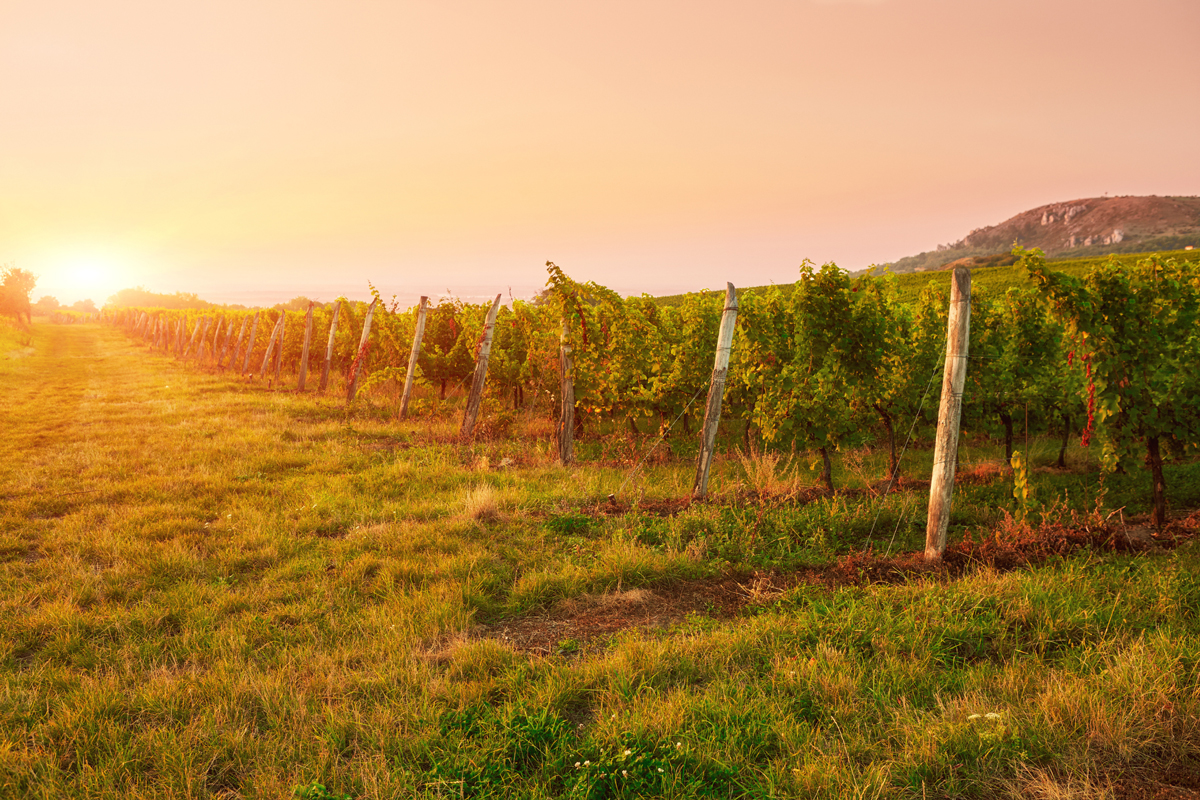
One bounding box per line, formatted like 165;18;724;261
208;317;224;366
225;315;248;371
346;298;378;405
183;316;203;360
320;301;341;393
693;283;739;501
297;303;314;391
924;267;971;561
461;294;503;437
399;296;429;419
240;312;260;375
271;313;287;386
191;317;210;363
259;314;284;379
557;319;575;465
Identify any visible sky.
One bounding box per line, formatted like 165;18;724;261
3;0;1199;308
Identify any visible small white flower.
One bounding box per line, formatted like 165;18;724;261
967;714;981;721
574;762;580;768
583;761;590;766
657;768;664;773
624;749;631;756
985;712;1003;721
675;742;682;748
622;770;627;777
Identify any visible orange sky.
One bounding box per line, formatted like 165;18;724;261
4;0;1199;306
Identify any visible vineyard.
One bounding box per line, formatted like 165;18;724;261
3;248;1200;798
105;249;1200;526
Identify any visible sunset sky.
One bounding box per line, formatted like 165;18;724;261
4;0;1198;307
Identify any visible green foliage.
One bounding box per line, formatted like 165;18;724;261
1023;247;1200;522
1010;450;1035;521
293;780;354;800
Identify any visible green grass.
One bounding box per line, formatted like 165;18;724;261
2;322;1198;798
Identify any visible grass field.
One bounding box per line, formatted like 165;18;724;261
2;319;1199;799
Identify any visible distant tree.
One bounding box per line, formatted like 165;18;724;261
72;298;99;314
106;286;212;310
277;296;320;312
33;295;61;314
0;265;37;324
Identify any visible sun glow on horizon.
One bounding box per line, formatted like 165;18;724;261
36;250;137;307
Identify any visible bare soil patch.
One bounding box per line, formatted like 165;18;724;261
476;510;1199;655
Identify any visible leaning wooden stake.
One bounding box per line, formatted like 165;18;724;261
225;315;248;370
345;298;378;405
240;312;261;375
319;301;341;393
297;303;314;391
556;320;575;465
272;313;287;386
190;317;210;363
924;266;972;562
259;314;285;378
693;283;739;500
399;296;429;419
461;294;503;437
208;317;224;365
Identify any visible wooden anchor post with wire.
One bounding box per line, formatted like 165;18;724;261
924;266;971;561
346;298;378;405
319;300;341;393
692;282;738;501
557;319;575;466
399;296;428;420
461;294;503;437
297;303;314;391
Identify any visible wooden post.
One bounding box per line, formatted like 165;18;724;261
240;312;261;375
556;320;575;465
319;301;341;393
189;317;210;363
259;314;285;378
208;317;223;365
272;312;287;386
345;298;378;405
399;296;429;419
924;266;972;562
693;283;739;500
225;315;248;370
297;303;314;391
461;294;503;437
175;318;187;357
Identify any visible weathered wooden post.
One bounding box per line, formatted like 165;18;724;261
175;318;187;357
346;298;378;405
924;266;972;562
225;315;248;370
693;283;739;500
297;303;314;391
272;312;287;386
259;314;285;378
399;296;429;419
319;301;341;393
556;320;575;465
240;312;261;375
189;317;210;363
208;317;223;365
461;294;503;437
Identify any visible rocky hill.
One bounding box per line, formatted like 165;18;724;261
883;195;1200;273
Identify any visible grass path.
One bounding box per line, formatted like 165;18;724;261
1;323;1199;799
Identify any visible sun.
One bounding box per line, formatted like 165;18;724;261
53;252;132;305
